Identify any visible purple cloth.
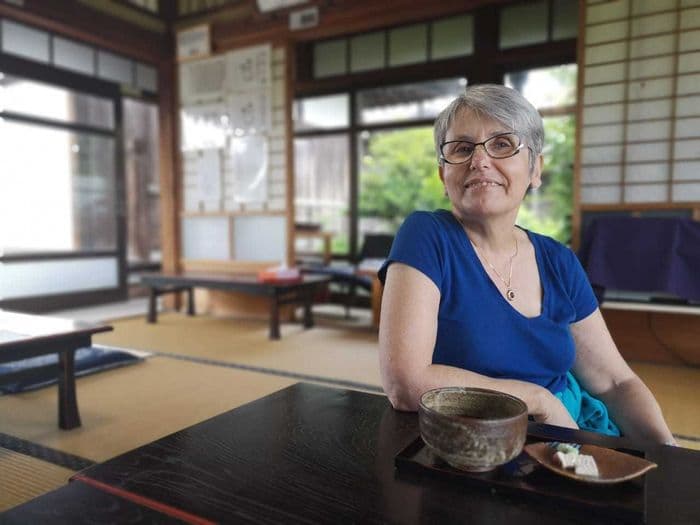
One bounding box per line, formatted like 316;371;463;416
578;217;700;301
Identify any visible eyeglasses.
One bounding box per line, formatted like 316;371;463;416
440;132;524;165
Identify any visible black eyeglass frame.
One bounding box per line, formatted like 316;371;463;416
439;132;525;165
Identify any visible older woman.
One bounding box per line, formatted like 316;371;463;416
378;84;675;444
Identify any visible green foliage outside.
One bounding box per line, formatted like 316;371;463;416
358;127;448;230
358;118;575;244
517;115;575;244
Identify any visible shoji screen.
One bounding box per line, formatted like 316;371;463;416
579;0;700;205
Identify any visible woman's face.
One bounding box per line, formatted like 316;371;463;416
439;109;542;221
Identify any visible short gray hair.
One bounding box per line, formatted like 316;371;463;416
434;84;544;171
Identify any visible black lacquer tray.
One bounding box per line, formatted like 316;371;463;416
395;435;647;524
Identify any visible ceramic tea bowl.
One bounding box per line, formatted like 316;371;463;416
419;387;528;472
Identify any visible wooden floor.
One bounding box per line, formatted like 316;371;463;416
1;304;698;511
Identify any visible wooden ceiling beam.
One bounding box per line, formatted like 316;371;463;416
0;0;170;63
211;0;511;52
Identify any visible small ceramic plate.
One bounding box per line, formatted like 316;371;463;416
524;442;657;484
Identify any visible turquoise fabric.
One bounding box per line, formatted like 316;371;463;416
556;372;621;436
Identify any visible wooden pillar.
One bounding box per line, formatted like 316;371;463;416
158;47;182;309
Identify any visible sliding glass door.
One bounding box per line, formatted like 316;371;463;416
0;60;125;311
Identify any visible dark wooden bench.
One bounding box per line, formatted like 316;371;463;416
140;272;330;340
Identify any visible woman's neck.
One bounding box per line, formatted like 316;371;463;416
452;211;518;255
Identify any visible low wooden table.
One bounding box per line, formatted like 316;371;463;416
0;480;184;524
140;272;330;340
0;311;112;429
6;383;700;523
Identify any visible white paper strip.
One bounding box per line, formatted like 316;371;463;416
585;42;627;64
581;185;622;204
625;162;669;182
586;0;629;24
582;124;625;144
672;182;700;200
582;145;624;164
584;83;626;104
624;183;668;202
581;165;622;183
626;142;670;162
587;21;629;44
627;99;673;121
583;104;625;125
674;139;700;160
673;160;700;180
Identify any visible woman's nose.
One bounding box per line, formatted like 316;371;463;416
469;143;490;168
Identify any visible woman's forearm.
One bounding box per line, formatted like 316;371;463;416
598;376;675;445
384;363;577;429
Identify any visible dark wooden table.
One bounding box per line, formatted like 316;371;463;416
0;480;185;524
24;383;692;524
0;311;112;429
140;272;330;340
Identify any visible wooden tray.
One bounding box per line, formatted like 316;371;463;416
524;442;657;484
394;436;647;523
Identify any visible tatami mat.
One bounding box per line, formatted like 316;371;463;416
0;448;74;512
0;356;296;462
95;313;384;388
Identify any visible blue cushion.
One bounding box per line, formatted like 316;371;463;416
0;345;144;395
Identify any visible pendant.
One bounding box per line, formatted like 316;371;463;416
506;288;516;301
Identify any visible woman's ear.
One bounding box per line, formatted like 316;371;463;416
438;164;448;195
529;154;544;190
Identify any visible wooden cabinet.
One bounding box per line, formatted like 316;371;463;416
601;302;700;366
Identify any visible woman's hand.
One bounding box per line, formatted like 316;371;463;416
532;389;579;430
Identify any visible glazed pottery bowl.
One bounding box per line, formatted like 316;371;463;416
419;387;528;472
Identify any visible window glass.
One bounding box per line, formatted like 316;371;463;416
314;39;348;78
507;64;578;243
0;120;117;253
180;103;228;151
350;32;385;73
431;15;474;59
136;63;158;92
53;37;96;76
358;127;448;240
389;24;428;67
125;0;159;12
504;64;577;110
1;20;50;63
97;50;133;85
293;93;349;131
0;258;119;300
0;74;115;130
500;1;549;49
516;114;576;243
124;98;161;266
552;0;579;40
356;77;466;126
294;134;350;255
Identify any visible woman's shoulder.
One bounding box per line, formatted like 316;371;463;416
401;209;454;231
526;230;580;268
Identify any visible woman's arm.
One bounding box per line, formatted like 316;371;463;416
379;262;577;428
570;309;675;445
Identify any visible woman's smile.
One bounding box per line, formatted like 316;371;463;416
464;177;504;190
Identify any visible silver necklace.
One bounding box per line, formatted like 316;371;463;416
470;235;519;302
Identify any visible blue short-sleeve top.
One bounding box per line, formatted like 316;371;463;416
378;210;598;395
